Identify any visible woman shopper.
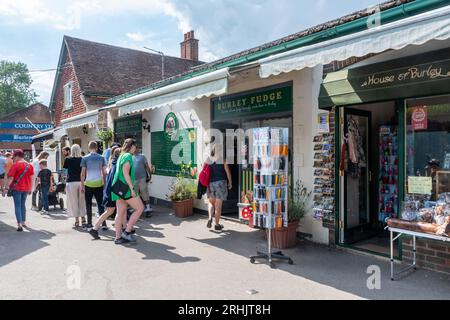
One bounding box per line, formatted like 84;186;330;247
206;143;232;231
111;138;144;244
31;151;49;210
89;146;123;240
63;144;87;228
6;149;34;232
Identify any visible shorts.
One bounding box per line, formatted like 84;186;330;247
103;199;116;208
0;173;4;179
207;180;228;201
134;178;149;202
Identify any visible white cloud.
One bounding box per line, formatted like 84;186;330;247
30;70;56;105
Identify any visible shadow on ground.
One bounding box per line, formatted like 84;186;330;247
0;220;56;268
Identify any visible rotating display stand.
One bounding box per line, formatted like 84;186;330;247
249;127;293;268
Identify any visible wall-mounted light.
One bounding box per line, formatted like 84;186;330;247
142;118;151;133
82;126;88;135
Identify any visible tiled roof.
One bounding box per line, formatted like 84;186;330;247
64;36;202;96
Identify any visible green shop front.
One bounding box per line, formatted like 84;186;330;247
319;48;450;274
211;82;293;218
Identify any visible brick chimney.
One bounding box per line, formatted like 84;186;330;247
180;30;199;61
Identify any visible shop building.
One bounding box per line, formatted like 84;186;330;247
46;35;202;154
0;103;52;160
103;0;449;274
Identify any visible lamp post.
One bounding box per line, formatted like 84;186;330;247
144;46;164;80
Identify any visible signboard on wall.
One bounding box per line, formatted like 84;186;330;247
317;113;330;133
211;82;292;121
114;115;142;135
151;128;196;177
411;106;428;131
0;134;33;143
0;123;53;130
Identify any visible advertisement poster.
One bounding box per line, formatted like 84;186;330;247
408;176;432;195
411;106;428;131
318;113;329;133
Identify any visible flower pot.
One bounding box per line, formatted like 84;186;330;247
267;220;299;249
172;199;194;218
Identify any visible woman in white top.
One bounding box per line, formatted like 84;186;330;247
31;151;49;211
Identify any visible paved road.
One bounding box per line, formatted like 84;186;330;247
0;196;449;300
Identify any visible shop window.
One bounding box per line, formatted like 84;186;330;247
396;95;450;238
64;82;73;111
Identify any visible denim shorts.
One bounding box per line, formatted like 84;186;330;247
207;180;228;200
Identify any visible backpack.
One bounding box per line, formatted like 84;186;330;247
199;162;211;187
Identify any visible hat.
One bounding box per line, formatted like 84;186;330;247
13;149;24;158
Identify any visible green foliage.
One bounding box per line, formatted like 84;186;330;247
97;128;113;149
0;61;37;117
288;180;312;223
167;161;197;202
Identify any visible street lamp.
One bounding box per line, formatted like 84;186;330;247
144;46;165;80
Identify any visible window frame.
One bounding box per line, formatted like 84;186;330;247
63;81;73;111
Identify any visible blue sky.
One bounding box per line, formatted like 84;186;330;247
0;0;382;105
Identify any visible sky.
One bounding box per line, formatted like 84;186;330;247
0;0;383;105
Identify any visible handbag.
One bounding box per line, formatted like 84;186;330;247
7;164;30;197
111;179;130;199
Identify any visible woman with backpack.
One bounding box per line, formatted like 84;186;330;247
205;143;232;231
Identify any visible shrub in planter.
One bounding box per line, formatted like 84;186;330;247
167;162;197;218
269;180;312;249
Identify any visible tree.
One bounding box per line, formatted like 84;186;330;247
0;61;37;117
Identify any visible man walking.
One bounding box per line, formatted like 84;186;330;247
80;141;107;229
133;148;154;217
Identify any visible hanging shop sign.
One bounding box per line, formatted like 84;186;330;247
151;128;196;177
0;134;34;143
212;82;292;121
408;176;432;195
114;115;142;135
411;106;428;131
0;122;53;130
164;112;179;140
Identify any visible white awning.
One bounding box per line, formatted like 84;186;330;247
118;68;229;116
259;6;450;78
32;127;67;143
61;110;98;129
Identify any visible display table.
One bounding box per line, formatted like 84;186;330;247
386;226;450;280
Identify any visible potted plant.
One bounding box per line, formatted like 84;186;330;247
167;162;197;218
97;128;113;150
270;179;312;249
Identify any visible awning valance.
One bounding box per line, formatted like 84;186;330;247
118;68;229;117
31;127;67;143
259;6;450;78
61;110;98;129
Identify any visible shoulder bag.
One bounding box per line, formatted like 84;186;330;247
7;164;30;197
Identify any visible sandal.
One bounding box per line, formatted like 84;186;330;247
74;220;80;228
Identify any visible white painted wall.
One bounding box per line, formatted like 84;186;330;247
66;125;98;153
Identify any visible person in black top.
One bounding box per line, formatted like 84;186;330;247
63;144;87;228
36;160;54;214
206;143;232;231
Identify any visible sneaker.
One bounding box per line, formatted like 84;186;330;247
121;231;136;242
122;228;136;235
114;238;130;245
145;212;153;218
207;219;212;229
17;226;23;232
83;223;93;231
89;228;100;240
40;210;49;215
144;205;153;213
214;224;224;231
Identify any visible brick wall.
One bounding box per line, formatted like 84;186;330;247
402;237;450;275
52;54;85;127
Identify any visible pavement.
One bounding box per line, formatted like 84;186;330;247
0;195;449;300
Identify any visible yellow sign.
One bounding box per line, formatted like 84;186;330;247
408;176;432;195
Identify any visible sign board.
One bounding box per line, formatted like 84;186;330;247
408;176;432;195
114;115;142;135
0;134;33;143
212;83;292;121
0;122;53;130
411;106;428;131
318;113;330;133
151;128;196;177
